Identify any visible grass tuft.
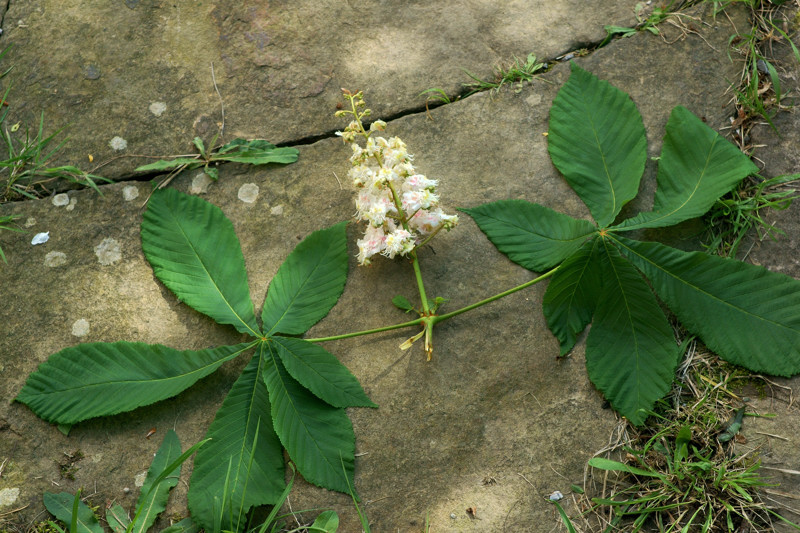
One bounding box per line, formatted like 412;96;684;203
557;339;800;532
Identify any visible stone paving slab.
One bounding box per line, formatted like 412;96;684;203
1;0;640;180
3;2;800;532
741;33;800;532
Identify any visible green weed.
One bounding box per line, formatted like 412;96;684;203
562;342;800;532
0;116;112;200
703;173;800;257
135;136;298;191
0;213;22;264
419;52;546;110
462;53;546;95
601;1;677;46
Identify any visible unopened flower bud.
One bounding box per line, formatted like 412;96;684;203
370;120;387;132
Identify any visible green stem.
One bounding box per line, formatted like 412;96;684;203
410;250;431;314
433;266;559;324
305;316;423;343
305;266;559;344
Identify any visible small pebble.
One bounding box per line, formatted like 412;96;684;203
450;513;457;520
123;487;131;494
31;232;49;245
549;490;564;501
52;193;69;207
238;183;259;203
109;136;128;151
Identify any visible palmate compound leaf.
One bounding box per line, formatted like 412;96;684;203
261;222;348;336
132;429;182;533
141;188;260;337
188;347;284;533
614;106;759;231
542;237;602;356
586;239;681;425
15;342;254;424
271;336;377;408
611;235;800;375
548;63;647;227
460;200;596;271
263;344;356;494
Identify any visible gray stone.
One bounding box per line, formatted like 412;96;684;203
2;0;640;179
3;2;800;532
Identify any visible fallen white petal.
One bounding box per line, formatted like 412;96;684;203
31;232;50;245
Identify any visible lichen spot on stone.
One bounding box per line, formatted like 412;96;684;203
238;183;259;203
66;197;78;211
52;193;69;207
190;172;213;194
44;251;67;267
270;205;284;216
134;471;147;487
109;136;128;151
24;217;36;227
0;487;20;508
122;185;140;201
94;238;122;265
525;93;542;106
72;318;90;337
149;102;167;117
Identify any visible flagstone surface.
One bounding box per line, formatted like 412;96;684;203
1;2;800;532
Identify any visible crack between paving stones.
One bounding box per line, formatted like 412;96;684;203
0;0;10;36
0;16;698;193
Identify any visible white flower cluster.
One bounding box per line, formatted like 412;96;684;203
339;120;458;265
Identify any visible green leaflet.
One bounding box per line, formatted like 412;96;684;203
611;235;800;375
214;139;299;165
135;139;298;173
461;199;595;271
142;188;260;336
271;336;377;408
310;510;340;532
542;237;602;356
263;345;356;494
586;241;680;425
132;429;182;533
105;503;130;533
188;348;285;533
135;158;201;172
43;492;104;533
614;106;759;231
159;518;199;533
547;63;647;227
15;342;254;424
262;222;349;336
588;457;667;479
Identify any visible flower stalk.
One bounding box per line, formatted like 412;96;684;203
306;267;559;355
